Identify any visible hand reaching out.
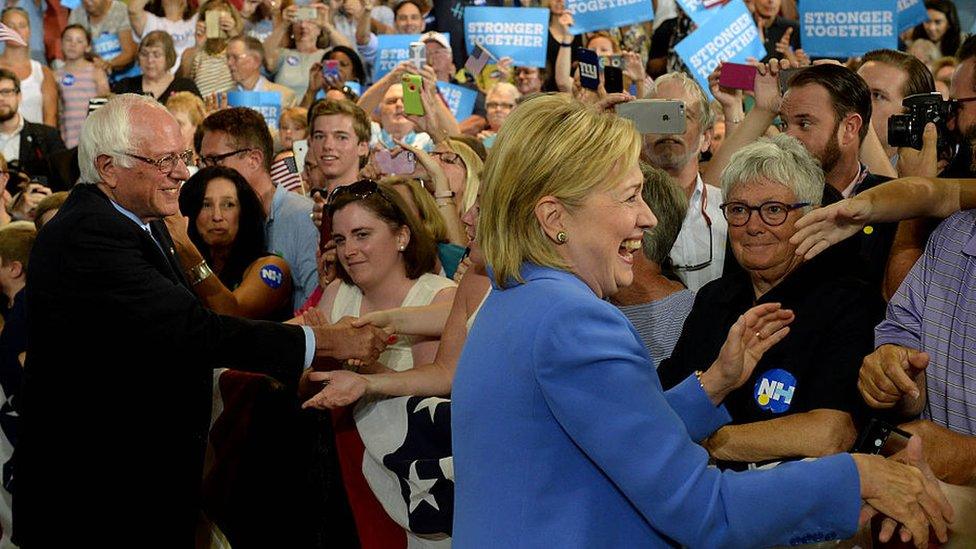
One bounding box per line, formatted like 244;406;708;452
789;198;874;259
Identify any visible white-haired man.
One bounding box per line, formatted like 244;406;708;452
15;94;388;546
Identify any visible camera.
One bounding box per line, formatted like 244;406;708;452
888;92;957;154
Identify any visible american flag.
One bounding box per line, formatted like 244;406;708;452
270;156;304;194
464;44;494;76
0;23;26;47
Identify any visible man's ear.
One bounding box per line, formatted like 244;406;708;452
6;260;23;279
700;127;713;154
95;154;118;188
534;195;567;243
840;113;863;148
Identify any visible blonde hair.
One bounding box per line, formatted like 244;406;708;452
445;138;483;214
382;176;448;242
479;94;641;288
0;221;36;271
165;92;206;126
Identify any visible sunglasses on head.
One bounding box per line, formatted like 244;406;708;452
324;179;399;215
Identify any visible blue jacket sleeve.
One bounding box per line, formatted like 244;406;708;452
532;299;861;547
664;374;732;442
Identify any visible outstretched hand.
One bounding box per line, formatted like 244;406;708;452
789;199;873;259
302;369;370;409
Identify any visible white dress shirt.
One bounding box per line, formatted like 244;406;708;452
0;114;24;166
669;174;727;292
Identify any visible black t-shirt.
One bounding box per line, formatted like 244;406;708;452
110;76;201;105
658;246;882;470
821;172;897;291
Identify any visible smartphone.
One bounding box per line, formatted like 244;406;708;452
295;6;317;21
205;11;221;39
401;73;424;116
604;66;623;94
607;54;623;68
322;59;341;80
375;149;416;175
718;62;757;91
577;48;600;91
616;99;687;134
852;418;911;456
408;41;426;70
292;139;308;172
778;67;804;95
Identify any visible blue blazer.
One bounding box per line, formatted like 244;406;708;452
452;264;861;548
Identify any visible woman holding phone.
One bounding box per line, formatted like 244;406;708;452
264;3;354;99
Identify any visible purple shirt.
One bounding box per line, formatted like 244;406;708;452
875;210;976;436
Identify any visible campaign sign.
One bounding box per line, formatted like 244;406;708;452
800;0;897;58
897;0;928;33
374;34;422;81
674;0;765;100
565;0;654;35
93;32;141;82
227;91;282;127
675;0;720;26
464;7;548;68
435;81;477;121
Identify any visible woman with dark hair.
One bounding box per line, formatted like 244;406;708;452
912;0;962;58
166;165;293;319
324;44;367;87
112;30;200;103
301;178;455;548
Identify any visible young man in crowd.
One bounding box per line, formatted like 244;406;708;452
0;69;65;184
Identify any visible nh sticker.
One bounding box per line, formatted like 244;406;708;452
754;368;796;414
260;264;284;289
61;73;75;86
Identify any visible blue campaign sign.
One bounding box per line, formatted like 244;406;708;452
800;0;897;58
675;0;717;26
897;0;928;33
374;34;422;81
463;7;548;68
373;33;451;81
566;0;655;34
435;81;477;121
226;91;282;127
674;0;765;100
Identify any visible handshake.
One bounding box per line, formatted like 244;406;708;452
300;308;396;366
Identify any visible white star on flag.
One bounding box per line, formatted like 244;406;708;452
407;461;439;512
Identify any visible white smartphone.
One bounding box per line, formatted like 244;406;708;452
292;139;309;172
616;99;686;134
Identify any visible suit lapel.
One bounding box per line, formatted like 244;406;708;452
149;220;192;290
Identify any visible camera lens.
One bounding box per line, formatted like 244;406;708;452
887;114;913;148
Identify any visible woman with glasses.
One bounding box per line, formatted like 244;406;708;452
164;165;294;319
657;133;883;471
112;31;200;104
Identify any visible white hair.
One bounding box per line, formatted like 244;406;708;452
487;81;521;101
721;134;824;211
78;94;172;184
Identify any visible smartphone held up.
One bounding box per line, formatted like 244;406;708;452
616;100;686;135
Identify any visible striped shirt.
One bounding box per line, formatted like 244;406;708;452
875;210;976;436
56;64;99;148
618;289;695;367
190;50;234;97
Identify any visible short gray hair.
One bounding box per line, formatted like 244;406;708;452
646;71;714;131
721;134;824;211
640;163;687;265
78;94;171;184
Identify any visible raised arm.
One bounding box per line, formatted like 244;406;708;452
127;0;150;38
40;66;59;128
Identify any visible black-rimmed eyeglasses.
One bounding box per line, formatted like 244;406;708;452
125;150;193;173
719;201;810;227
199;148;252;168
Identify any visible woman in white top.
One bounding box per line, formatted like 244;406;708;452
0;7;57;126
127;0;198;71
301;178;455;548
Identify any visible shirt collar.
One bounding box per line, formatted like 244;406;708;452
109;199;151;232
267;182;287;224
488;263;593;295
840;163;869;199
238;76;268;92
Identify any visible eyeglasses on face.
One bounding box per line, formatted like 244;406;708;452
719;201;810;227
199;148;252;168
0;88;19;97
125;149;194;173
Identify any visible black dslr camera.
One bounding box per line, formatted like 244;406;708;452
888;92;957;156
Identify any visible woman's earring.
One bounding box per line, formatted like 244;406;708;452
398;245;405;251
556;231;568;244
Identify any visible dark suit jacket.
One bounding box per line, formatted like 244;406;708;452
15;184;306;547
14;121;66;184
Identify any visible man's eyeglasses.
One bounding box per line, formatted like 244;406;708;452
125;150;194;173
199;148;252;168
486;102;515;110
719;201;810;227
0;88;19;97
